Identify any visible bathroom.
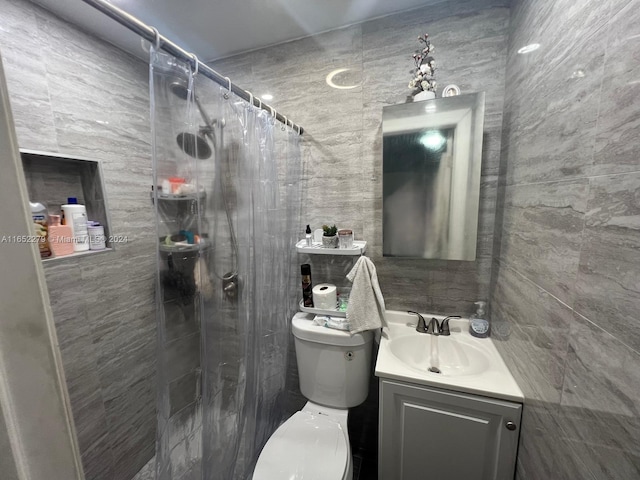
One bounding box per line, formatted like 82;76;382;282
0;0;638;478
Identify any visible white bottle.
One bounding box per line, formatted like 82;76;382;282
61;197;89;252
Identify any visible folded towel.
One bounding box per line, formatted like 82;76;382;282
346;256;386;334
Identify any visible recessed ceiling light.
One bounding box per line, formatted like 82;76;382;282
261;94;273;101
517;43;540;54
325;68;359;90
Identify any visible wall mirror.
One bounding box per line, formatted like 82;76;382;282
382;92;485;260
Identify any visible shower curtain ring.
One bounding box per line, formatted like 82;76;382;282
296;124;301;135
190;53;199;76
246;91;254;110
256;98;262;110
282;115;288;131
223;77;232;99
150;26;161;51
269;106;276;124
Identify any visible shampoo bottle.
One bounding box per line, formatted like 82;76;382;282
61;197;89;252
469;301;490;338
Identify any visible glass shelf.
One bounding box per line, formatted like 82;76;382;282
295;239;366;256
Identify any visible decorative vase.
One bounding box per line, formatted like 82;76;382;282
322;235;339;248
414;90;436;102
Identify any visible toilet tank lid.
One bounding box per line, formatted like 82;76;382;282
292;313;373;346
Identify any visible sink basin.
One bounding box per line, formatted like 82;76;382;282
375;310;524;402
388;335;490;376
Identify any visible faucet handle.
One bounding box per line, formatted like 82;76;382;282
407;311;428;333
440;316;461;336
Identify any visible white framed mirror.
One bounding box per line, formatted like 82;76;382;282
382;92;485;260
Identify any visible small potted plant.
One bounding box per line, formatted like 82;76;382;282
322;224;339;248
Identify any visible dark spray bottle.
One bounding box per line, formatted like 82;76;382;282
301;264;314;307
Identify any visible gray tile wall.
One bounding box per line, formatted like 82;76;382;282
491;0;640;478
211;0;510;317
211;0;510;464
0;0;156;478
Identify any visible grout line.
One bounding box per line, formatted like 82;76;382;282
503;168;640;189
496;260;640;358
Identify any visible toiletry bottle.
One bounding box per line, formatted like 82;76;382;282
29;202;52;258
87;221;106;250
305;224;312;246
301;264;314;308
469;301;490;338
48;214;75;257
61;197;89;252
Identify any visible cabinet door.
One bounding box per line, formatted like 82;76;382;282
379;379;521;480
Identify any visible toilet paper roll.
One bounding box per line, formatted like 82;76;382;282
312;283;338;311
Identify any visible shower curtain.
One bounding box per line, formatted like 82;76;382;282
150;48;302;480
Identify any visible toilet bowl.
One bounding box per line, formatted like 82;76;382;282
252;402;352;480
252;313;373;480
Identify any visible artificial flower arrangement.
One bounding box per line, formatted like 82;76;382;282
408;33;436;95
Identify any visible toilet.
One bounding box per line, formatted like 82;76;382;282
253;312;374;480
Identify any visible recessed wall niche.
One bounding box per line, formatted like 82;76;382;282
20;149;113;260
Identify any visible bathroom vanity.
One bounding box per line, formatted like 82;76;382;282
375;311;523;480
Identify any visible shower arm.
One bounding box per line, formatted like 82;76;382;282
194;96;215;131
82;0;304;135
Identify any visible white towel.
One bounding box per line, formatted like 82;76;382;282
346;256;386;334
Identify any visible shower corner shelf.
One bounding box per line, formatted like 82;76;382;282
298;300;347;318
153;189;206;201
295;239;366;256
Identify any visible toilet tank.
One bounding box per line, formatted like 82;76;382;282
292;313;374;408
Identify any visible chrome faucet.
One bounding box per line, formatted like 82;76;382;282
426;317;441;335
408;312;462;336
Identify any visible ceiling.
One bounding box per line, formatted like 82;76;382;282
32;0;439;62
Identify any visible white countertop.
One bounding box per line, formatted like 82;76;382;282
375;310;524;403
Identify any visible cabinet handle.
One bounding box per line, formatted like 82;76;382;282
505;421;517;431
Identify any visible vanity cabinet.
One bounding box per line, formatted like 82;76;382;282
379;379;521;480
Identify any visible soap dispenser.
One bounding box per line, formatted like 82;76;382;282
469;301;490;338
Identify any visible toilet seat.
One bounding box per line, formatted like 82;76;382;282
252;410;349;479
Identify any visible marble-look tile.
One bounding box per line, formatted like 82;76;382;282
504;0;610;186
35;10;151;160
131;455;155;480
170;370;199;416
0;0;58;151
165;332;201;382
104;376;156;480
591;0;640;176
512;401;599;480
490;261;574;331
574;173;640;351
558;312;640;478
362;2;464;60
500;180;589;304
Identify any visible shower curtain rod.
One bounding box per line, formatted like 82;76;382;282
81;0;304;135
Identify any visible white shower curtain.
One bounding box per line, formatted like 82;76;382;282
150;47;302;480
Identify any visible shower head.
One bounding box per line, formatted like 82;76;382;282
169;80;190;100
177;132;212;159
